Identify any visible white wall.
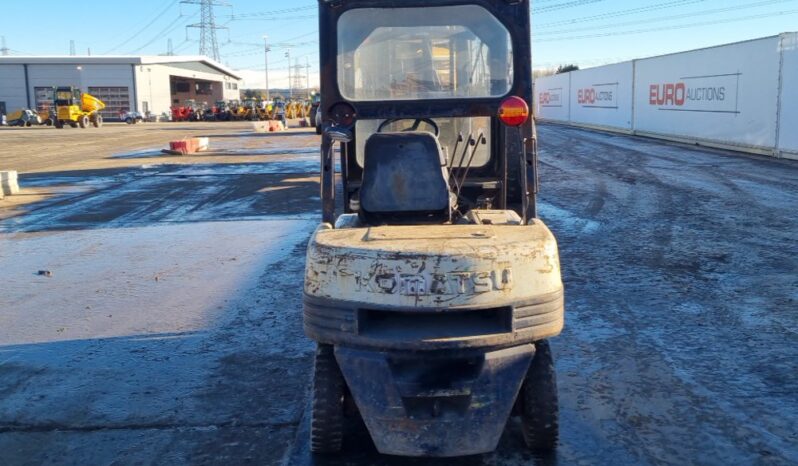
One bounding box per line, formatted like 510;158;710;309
569;61;634;131
0;65;27;111
534;33;798;159
534;72;570;121
778;32;798;156
634;36;781;151
134;64;242;115
135;66;172;115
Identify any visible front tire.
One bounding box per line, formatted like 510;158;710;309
310;344;345;454
78;115;89;128
520;340;559;452
92;114;103;128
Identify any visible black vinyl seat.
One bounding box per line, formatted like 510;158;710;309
359;131;452;225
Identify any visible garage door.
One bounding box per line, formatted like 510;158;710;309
34;87;54;113
88;87;131;120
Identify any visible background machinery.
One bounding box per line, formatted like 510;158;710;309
52;87;105;129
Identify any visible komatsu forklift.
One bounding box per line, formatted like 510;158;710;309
304;0;564;457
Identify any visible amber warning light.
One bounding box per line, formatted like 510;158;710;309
498;96;529;127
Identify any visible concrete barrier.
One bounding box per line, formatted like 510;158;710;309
251;121;286;133
251;121;269;133
168;139;204;155
1;170;19;196
197;137;210;152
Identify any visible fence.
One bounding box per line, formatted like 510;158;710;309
534;32;798;160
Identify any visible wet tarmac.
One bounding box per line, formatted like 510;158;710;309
1;124;796;465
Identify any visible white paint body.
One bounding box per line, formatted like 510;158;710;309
304;216;565;345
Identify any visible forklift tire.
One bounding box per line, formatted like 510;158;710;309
93;114;103;128
69;120;78;128
54;120;64;129
310;344;345;454
520;340;559;452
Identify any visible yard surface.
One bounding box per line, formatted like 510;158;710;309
0;122;796;465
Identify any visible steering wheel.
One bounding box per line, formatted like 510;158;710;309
377;118;440;137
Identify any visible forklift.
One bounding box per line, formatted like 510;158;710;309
304;0;564;458
52;86;105;129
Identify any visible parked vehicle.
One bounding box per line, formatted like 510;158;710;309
52;87;105;129
120;111;145;124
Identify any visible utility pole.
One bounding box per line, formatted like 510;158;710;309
305;57;310;99
0;36;9;56
263;36;271;100
285;48;292;98
69;40;76;56
182;0;228;62
167;38;174;56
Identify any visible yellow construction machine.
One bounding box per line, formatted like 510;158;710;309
53;87;105;129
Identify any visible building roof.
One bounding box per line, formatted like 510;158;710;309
0;55;242;80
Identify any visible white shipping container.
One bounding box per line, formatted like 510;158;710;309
569;61;634;131
534;72;570;122
777;32;798;157
633;36;782;151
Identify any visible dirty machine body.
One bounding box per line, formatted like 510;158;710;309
305;0;564;457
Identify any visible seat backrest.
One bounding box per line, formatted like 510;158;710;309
359;131;451;225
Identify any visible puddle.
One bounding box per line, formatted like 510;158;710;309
538;201;601;234
110;148;166;159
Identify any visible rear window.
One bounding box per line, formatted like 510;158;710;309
337;5;514;101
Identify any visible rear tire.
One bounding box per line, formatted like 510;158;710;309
310;344;345;454
78;116;89;128
92;114;103;128
520;340;559;452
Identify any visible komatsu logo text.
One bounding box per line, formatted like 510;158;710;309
356;269;514;296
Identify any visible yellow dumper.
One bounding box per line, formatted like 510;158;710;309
53;87;105;129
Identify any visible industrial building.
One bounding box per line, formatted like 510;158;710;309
0;56;242;120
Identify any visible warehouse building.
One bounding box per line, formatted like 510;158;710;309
0;56;242;120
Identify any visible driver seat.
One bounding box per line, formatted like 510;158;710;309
359;131;452;225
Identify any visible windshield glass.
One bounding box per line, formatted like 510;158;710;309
338;6;513;101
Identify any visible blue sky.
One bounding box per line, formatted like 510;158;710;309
2;0;797;87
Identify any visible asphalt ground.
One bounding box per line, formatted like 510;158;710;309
0;122;796;465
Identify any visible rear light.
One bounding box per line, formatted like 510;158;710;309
498;96;529;127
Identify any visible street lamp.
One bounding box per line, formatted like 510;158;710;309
263;36;271;101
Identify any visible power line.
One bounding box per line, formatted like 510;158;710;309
534;0;605;13
128;13;196;54
535;0;707;29
104;1;180;54
223;5;316;19
535;0;797;36
535;8;798;42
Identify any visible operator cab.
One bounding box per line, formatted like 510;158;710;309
319;1;536;227
54;87;80;107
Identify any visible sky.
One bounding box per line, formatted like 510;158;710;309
1;0;797;88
